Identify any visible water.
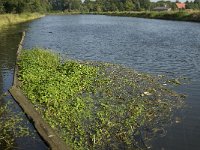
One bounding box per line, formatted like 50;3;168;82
23;15;200;150
0;25;47;149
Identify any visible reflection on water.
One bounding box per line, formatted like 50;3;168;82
24;15;200;150
0;25;47;149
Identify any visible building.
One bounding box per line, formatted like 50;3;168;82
176;2;186;9
153;5;171;11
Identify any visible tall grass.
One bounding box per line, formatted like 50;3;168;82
0;13;45;29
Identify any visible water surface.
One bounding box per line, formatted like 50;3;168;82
24;15;200;150
0;24;47;150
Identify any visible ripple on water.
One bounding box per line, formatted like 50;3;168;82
23;15;200;150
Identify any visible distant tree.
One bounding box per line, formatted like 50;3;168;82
50;0;65;10
185;0;191;9
140;0;150;10
0;0;50;13
0;1;4;13
83;0;95;11
118;2;125;11
124;0;134;11
134;0;141;10
63;0;81;11
185;0;200;9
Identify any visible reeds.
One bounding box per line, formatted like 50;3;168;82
0;13;45;29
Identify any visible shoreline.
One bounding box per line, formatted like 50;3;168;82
47;11;200;23
0;13;45;29
9;32;69;150
16;48;184;149
102;11;200;22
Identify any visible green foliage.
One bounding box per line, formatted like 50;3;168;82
186;0;200;10
125;0;135;11
0;13;44;29
100;11;200;22
1;0;200;14
64;0;82;11
18;49;184;149
0;1;4;13
0;0;51;14
49;0;82;11
48;0;153;12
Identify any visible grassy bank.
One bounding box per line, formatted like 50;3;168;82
88;11;200;22
0;13;45;29
18;49;184;149
47;11;81;15
46;10;200;22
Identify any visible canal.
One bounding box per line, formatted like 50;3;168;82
24;15;200;150
1;15;200;149
0;24;47;149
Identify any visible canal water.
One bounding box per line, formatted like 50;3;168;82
24;15;200;150
0;25;47;149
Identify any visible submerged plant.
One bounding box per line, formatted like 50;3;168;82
18;48;184;149
0;101;30;149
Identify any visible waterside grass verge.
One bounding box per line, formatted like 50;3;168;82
88;11;200;22
18;48;184;149
47;11;200;22
0;13;45;29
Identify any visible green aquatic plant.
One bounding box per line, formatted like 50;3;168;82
18;48;184;149
0;101;30;149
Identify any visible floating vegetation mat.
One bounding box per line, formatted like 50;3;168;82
0;99;30;149
18;49;185;149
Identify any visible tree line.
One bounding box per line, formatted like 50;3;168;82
0;0;51;13
1;0;200;14
186;0;200;9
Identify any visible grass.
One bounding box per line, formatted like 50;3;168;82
18;48;184;149
46;10;200;22
84;10;200;22
47;11;82;15
0;13;45;29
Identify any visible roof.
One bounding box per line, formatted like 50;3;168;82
176;3;186;9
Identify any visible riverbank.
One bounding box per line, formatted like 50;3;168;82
47;10;200;22
0;13;45;29
88;11;200;22
17;48;184;149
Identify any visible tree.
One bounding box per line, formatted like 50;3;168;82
140;0;150;10
50;0;65;10
0;1;4;13
0;0;51;13
118;2;125;11
63;0;81;11
83;0;95;12
125;0;134;11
